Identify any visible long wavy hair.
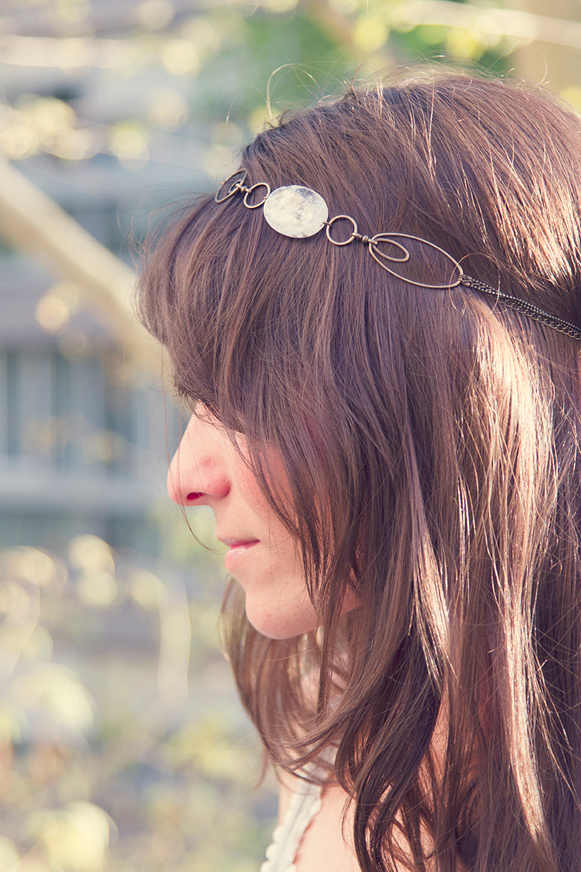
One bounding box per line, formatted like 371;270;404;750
137;72;581;871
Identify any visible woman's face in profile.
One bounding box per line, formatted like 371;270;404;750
167;410;321;639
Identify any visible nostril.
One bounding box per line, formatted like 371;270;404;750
186;492;203;501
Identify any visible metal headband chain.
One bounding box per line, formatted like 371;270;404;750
215;170;581;343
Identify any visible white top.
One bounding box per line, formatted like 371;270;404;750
260;778;323;872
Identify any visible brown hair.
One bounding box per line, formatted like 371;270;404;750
138;71;581;871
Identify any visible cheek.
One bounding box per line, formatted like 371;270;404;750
229;447;360;638
241;540;360;640
231;451;294;540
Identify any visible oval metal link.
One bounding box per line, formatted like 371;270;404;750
369;234;410;264
215;169;248;203
368;233;464;289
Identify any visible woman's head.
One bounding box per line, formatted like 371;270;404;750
139;71;581;871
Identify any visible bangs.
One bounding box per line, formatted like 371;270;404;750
137;179;363;441
136;170;376;585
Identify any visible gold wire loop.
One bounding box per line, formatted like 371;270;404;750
243;182;271;209
368;233;465;289
369;234;410;264
215;169;248;203
326;215;359;246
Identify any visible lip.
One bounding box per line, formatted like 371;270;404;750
220;538;259;571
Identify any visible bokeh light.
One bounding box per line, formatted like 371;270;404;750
68;536;114;576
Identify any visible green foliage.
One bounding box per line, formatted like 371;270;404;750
0;537;276;872
0;0;514;168
194;8;345;122
190;0;512;130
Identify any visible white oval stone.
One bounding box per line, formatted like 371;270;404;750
263;185;328;238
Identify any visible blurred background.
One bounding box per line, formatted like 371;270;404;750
0;1;579;870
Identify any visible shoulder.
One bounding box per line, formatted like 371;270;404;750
278;772;418;872
291;780;359;872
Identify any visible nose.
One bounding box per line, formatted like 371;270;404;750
167;413;231;506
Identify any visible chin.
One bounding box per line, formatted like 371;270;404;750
244;597;320;640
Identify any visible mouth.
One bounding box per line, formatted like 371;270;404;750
219;537;259;571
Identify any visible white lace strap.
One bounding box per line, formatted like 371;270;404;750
261;779;323;872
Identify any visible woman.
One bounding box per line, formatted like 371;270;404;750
138;71;581;872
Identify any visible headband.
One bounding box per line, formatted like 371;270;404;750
215;170;581;343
